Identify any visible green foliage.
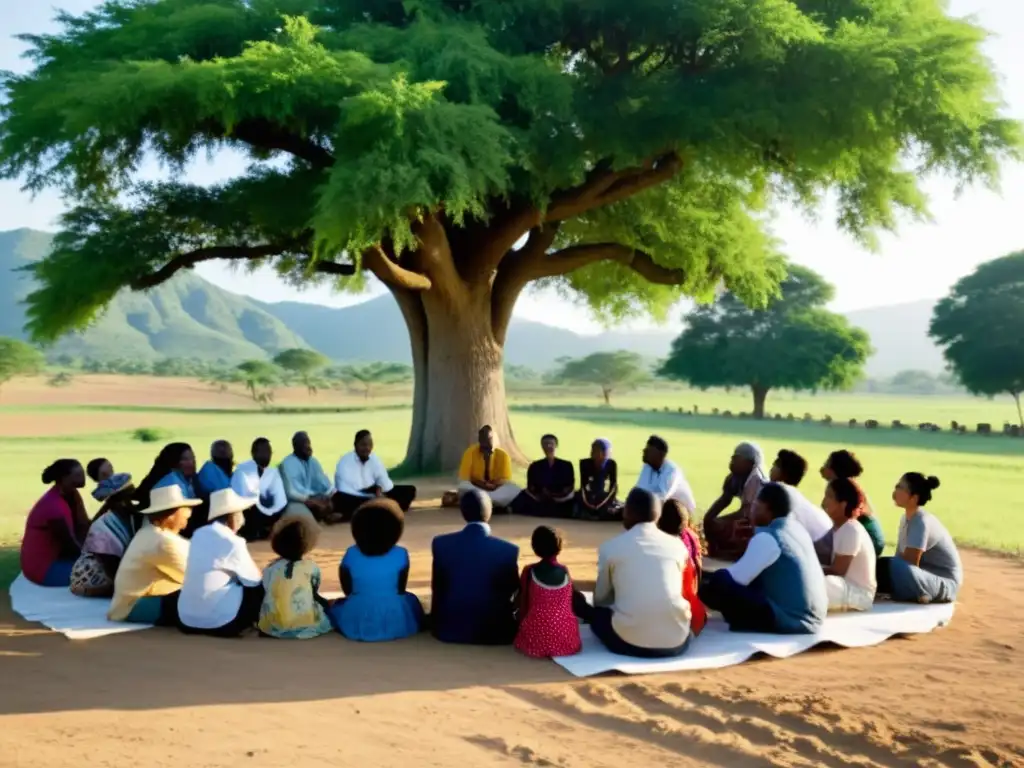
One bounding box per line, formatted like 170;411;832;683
0;336;45;391
273;347;328;394
552;351;651;405
659;265;871;417
929;252;1024;425
132;427;170;443
236;359;280;404
336;361;413;398
47;371;74;388
2;0;1018;343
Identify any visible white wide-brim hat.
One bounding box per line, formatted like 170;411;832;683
143;485;202;515
208;488;258;522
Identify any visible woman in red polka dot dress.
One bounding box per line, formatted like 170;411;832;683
514;526;582;658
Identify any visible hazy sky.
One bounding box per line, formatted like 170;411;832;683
1;0;1022;334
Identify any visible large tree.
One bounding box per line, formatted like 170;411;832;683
930;252;1024;427
273;347;329;394
552;351;650;405
658;266;871;418
1;0;1017;470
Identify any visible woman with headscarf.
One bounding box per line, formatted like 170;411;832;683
21;459;91;586
574;438;623;521
702;441;768;560
69;473;143;597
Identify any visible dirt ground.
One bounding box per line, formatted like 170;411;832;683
1;508;1022;768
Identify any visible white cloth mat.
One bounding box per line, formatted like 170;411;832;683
8;573;154;640
553;601;955;677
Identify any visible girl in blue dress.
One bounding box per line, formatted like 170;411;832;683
329;498;424;641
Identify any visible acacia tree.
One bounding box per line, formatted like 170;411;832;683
2;1;1017;470
930;252;1024;427
0;337;45;394
553;351;650;405
339;362;413;399
659;266;871;418
236;359;279;404
273;348;329;395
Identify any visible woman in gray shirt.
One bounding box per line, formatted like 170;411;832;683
876;473;962;604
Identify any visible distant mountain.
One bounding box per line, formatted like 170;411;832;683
0;229;308;362
0;228;947;373
845;300;944;377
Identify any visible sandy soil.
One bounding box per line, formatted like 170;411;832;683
1;509;1022;768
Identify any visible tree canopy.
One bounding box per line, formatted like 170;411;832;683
658;266;871;417
929;252;1024;426
0;337;45;392
1;0;1018;469
236;359;279;403
552;350;650;405
273;347;329;394
338;361;413;398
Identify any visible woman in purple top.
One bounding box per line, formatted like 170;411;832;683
21;460;91;586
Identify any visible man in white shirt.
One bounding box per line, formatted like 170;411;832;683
178;488;264;637
634;435;697;512
572;487;692;658
334;429;417;520
230;437;287;541
769;449;832;544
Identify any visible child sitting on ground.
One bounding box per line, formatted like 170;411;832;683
86;458;115;500
329;498;424;642
514;526;582;658
258;509;333;639
657;500;707;635
659;499;706;578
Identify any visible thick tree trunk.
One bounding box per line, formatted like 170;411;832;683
393;285;526;474
751;384;769;419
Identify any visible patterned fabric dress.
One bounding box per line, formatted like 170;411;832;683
514;560;582;658
258;559;333;639
69;510;139;597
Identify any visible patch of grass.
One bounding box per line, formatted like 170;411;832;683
132;427;170;443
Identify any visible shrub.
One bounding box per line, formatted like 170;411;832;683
977;423;992;435
865;419;879;429
132;427;169;443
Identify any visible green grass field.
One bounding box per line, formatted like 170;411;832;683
2;391;1022;589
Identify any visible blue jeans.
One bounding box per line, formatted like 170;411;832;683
41;559;76;587
878;557;959;604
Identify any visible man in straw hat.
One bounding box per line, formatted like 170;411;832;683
108;484;199;624
178;488;264;637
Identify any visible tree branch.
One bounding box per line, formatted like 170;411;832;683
491;224;561;344
526;242;688;284
362;245;432;291
129;235;351;290
200;117;336;168
545;152;683;222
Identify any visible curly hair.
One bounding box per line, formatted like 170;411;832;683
271;512;321;562
531;526;564;559
351;497;405;556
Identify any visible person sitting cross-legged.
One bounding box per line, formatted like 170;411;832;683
572;487;694;658
231;437;287;542
333;429;417;521
699;483;828;634
456;425;521;510
769;449;833;551
280;431;338;524
821;478;877;612
431;489;520;645
702;441;767;560
510;434;575;518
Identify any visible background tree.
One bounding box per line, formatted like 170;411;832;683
339;362;414;400
659;266;871;418
3;1;1017;471
47;371;74;388
0;337;45;394
273;348;329;395
552;351;650;405
930;252;1024;426
236;360;279;405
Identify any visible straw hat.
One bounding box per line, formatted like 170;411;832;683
208;488;257;522
143;485;202;515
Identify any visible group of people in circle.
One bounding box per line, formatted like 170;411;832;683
18;425;963;659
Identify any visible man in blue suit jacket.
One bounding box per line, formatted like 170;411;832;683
431;489;520;645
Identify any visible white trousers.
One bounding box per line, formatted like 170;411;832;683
457;481;522;508
825;575;875;612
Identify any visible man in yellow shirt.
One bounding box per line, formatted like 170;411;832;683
457;425;522;509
